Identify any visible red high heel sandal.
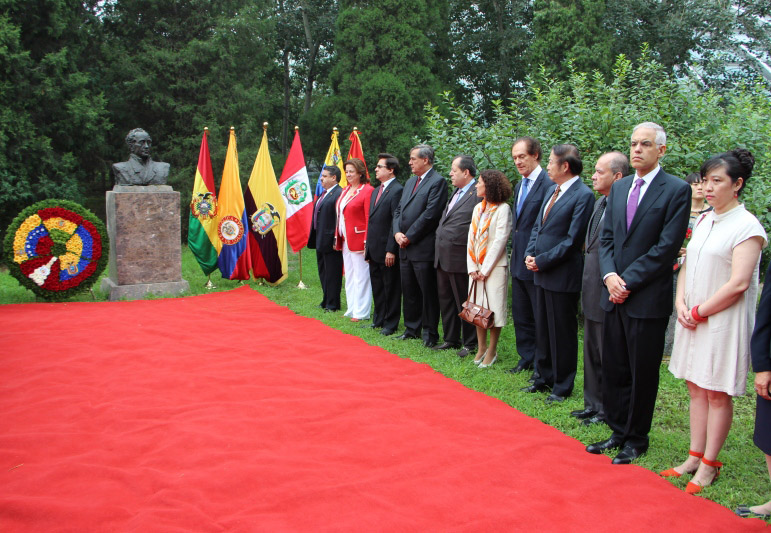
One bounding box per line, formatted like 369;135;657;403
659;450;703;478
685;457;723;494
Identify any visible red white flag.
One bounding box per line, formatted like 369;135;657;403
279;129;313;253
347;128;370;180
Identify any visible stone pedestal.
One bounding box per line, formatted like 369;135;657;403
102;185;190;301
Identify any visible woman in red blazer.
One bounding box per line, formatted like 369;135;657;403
335;158;374;321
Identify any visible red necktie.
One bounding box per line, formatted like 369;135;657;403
375;185;384;205
412;176;422;194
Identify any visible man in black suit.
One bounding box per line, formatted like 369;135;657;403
433;155;481;355
522;144;595;404
307;166;343;311
365;153;404;336
587;122;690;464
571;152;628;426
393;144;449;347
508;137;550;375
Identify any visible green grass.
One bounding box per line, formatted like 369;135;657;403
1;247;769;516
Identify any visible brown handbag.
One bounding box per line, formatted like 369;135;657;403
459;280;495;329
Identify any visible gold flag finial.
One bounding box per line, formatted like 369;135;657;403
263;122;268;130
294;125;299;131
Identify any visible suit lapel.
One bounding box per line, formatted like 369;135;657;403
541;182;578;226
516;169;546;227
626;171;665;238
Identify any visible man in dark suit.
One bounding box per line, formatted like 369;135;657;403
433;154;481;355
587;122;690;464
365;153;404;336
509;137;550;376
571;152;628;426
393;144;449;347
307;166;343;312
521;144;594;404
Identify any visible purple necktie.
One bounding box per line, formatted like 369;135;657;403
626;178;645;230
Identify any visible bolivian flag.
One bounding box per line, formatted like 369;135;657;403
188;128;220;275
216;127;252;280
244;127;287;285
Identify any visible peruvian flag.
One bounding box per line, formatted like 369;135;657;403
279;129;313;253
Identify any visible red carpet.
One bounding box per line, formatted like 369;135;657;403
0;286;765;531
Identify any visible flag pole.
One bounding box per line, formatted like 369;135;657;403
297;247;307;289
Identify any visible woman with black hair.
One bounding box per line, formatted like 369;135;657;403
661;149;767;494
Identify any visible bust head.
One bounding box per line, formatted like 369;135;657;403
126;128;152;160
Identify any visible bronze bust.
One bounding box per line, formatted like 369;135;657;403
112;128;170;186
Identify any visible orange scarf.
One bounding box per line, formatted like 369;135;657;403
468;200;498;266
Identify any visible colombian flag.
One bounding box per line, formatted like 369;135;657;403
279;128;313;253
216;127;251;280
244;127;287;285
347;127;370;180
314;127;346;196
188;128;220;275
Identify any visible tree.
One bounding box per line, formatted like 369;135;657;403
0;0;110;236
302;0;451;169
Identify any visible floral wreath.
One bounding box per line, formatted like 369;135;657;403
3;199;109;300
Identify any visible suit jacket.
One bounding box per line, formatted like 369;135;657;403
365;181;404;263
112;154;170;186
510;168;549;281
598;168;690;318
392;168;449;262
751;261;771;373
334;183;374;252
581;196;607;322
525;179;594;293
467;202;513;276
434;184;482;272
307;185;342;253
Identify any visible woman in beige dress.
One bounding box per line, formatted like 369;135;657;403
466;170;513;368
662;149;767;494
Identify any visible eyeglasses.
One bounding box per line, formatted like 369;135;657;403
375;164;388;169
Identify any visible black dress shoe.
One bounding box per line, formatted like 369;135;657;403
582;414;605;426
380;328;395;336
396;333;419;340
456;347;471;357
570;408;597;420
527;374;536;383
585;436;624;454
612;444;648;464
520;383;549;393
432;341;460;351
507;360;534;374
369;323;380;329
424;340;438;348
544;394;566;405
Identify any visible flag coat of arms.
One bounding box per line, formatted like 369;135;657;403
315;128;346;196
347;128;370;180
279;129;312;253
216;128;252;280
188;129;221;275
244;128;287;285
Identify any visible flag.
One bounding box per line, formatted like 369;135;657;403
347;127;370;180
245;127;287;285
279;128;313;253
216;127;252;280
315;128;346;196
188;128;221;275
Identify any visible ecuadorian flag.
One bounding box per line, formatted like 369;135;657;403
188;128;220;275
216;127;252;280
244;127;287;285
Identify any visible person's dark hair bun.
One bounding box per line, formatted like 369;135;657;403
730;148;754;178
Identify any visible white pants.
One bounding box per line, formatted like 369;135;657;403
342;242;372;319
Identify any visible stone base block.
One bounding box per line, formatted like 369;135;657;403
101;277;190;302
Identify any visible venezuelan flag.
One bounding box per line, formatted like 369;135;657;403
245;126;287;285
314;127;346;197
188;128;221;275
216;127;252;280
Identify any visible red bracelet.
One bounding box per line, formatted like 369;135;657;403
691;305;708;322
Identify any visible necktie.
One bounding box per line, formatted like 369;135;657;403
516;178;530;217
447;188;461;213
374;185;384;205
589;196;607;241
542;185;561;222
626;178;645;230
412;175;422;194
313;190;326;229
